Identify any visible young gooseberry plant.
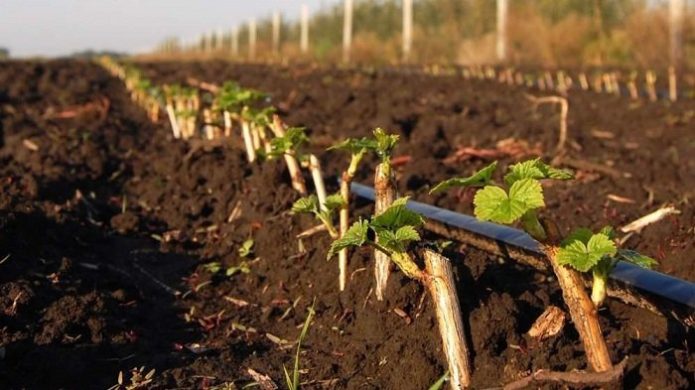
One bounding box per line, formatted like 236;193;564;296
431;157;658;371
268;126;309;159
328;197;426;281
557;226;657;307
432;158;572;240
291;194;345;239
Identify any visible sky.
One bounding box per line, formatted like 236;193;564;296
0;0;339;57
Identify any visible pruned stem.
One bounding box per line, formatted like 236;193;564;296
223;110;232;137
165;103;181;139
338;153;364;291
339;175;350;291
308;154;327;211
545;246;613;372
374;162;396;301
526;94;569;156
241;120;256;162
270;115;307;195
203;109;214;140
668;66;677;102
645;71;657;102
423;249;472;389
250;123;261;151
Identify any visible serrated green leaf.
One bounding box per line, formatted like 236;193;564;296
616;249;657;269
291;196;319;214
328;137;377;154
226;261;251;276
269;127;308;157
557;233;617;272
473;179;544;224
395;225;421;242
324;193;346;211
327;220;369;260
599;225;616;239
430;161;498;194
375;229;402;252
504;158;573;185
373;128;399;161
371;197;424;230
238;239;254;258
561;228;594;246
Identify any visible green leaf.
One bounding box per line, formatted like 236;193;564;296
269;127;308;157
371;197;424;231
327;220;369;260
226;261;251;276
428;372;450;390
373;128;399;161
561;228;594;246
375;229;402;252
395;225;421;243
238;239;254;258
429;161;498;194
557;233;617;272
324;193;346;211
291;196;319;215
504;158;574;186
616;249;657;269
473;179;544;224
202;262;221;274
328;137;377;154
599;225;616;239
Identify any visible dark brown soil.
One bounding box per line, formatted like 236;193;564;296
0;60;692;389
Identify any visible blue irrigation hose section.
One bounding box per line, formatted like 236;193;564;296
351;182;695;309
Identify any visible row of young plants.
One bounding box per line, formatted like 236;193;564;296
451;64;681;101
98;57;658;389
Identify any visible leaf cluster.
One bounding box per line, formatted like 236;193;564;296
431;159;573;226
558;227;657;274
269;127;308;157
215;81;266;112
291;194;345;232
327;197;423;259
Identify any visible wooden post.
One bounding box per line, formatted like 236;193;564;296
402;0;413;62
669;0;685;72
215;29;223;52
343;0;353;63
232;27;239;57
300;4;309;54
496;0;508;63
248;18;256;61
669;66;678;102
272;11;281;56
423;250;472;389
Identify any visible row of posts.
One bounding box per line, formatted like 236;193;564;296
182;0;687;71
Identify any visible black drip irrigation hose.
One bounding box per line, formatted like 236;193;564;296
351;182;695;310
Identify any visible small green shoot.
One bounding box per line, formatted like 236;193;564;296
283;303;315;390
432;158;572;241
226;261;251;277
238;239;254;258
292;194;344;238
428;371;450;390
269;127;309;158
429;161;497;194
558;227;657;306
328;197;426;280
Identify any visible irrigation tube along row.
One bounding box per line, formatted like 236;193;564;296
350;182;695;309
